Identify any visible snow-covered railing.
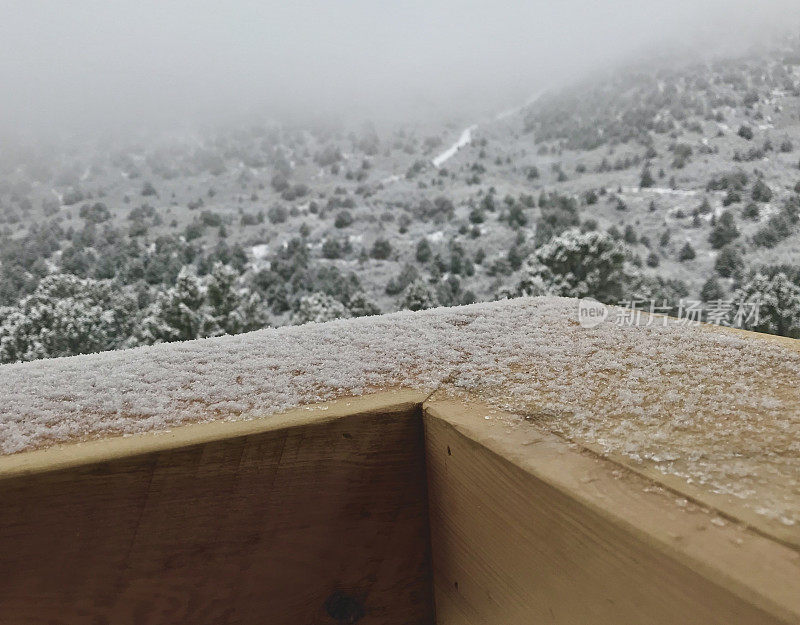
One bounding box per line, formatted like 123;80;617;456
0;296;798;624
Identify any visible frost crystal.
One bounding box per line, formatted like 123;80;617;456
1;296;799;524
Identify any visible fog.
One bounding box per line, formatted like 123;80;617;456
2;0;800;139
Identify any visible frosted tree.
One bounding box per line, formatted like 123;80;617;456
639;165;655;188
731;272;800;338
291;292;350;325
139;267;216;343
517;229;635;303
206;262;239;332
708;211;739;249
205;262;269;335
0;273;137;363
400;280;439;311
346;292;381;318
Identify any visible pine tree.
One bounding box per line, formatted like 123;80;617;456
714;245;744;278
640;166;655;188
701;277;725;302
347;293;381;317
415;239;432;263
0;273;138;363
205;262;267;335
732;273;800;338
708;211;740;249
517;229;635;303
678;242;696;261
400;281;439;311
752;179;773;203
291;293;350;325
140;267;215;343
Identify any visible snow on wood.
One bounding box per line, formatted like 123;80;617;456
1;296;799;525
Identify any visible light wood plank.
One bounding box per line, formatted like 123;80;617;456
424;398;800;625
0;393;434;625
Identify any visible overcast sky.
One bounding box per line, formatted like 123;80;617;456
2;0;799;137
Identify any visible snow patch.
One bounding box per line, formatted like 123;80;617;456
432;125;477;168
426;231;444;243
622;186;699;197
251;244;270;260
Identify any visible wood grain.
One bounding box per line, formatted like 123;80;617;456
1;385;797;625
0;394;434;625
423;398;800;625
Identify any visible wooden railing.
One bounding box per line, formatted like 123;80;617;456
0;299;797;624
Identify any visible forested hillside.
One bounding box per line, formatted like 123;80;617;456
3;38;800;362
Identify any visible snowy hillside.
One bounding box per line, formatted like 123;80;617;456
2;38;800;364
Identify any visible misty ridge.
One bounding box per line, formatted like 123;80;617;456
3;0;800;138
2;0;800;363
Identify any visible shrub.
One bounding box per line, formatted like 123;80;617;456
369;238;392;260
268;205;288;224
517;229;634;302
400;281;439;311
334;210;353;229
678;242;696;261
708;211;739;249
752;179;773;203
715;245;744;278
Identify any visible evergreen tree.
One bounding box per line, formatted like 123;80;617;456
291;293;350;324
640;165;655;188
206;262;239;333
631;276;689;317
415;238;432;263
205;262;268;335
732;273;800;338
678;242;696;261
346;292;381;318
708;211;739;249
517;229;635;302
701;277;725;302
370;238;392;260
139;267;215;343
400;281;439;311
714;245;744;278
322;238;343;259
752;179;773;203
0;273;137;363
742;202;760;220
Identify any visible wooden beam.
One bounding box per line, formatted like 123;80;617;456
424;398;800;625
0;391;435;625
0;383;797;624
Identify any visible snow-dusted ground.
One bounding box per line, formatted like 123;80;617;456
432;91;545;167
432;125;477;168
425;230;444;243
1;296;799;525
251;244;270;259
621;186;700;197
